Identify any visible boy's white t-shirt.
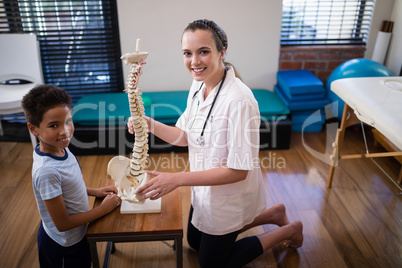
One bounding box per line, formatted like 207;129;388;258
32;146;88;247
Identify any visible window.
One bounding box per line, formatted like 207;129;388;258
0;0;124;106
281;0;376;46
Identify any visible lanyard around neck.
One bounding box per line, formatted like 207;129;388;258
196;67;227;143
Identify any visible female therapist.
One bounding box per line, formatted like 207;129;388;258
130;19;303;268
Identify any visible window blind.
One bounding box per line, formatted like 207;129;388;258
281;0;375;46
0;0;124;106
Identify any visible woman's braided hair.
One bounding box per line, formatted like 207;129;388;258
184;19;228;53
183;19;242;80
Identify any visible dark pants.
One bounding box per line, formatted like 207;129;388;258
37;221;91;268
187;206;263;268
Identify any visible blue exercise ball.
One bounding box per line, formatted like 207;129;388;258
326;58;392;120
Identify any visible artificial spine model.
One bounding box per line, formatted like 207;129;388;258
116;39;150;203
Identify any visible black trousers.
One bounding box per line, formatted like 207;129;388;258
187;205;263;268
37;221;91;268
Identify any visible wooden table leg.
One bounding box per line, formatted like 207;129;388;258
175;237;183;268
328;129;340;188
88;240;100;268
103;241;115;268
327;104;358;188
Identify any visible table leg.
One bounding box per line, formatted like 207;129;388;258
88;240;100;268
327;104;356;188
175;237;183;268
111;241;116;253
103;241;114;268
328;129;341;188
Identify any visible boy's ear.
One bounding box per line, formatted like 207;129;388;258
27;123;39;137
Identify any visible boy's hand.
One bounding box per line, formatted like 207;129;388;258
100;193;120;212
94;186;118;198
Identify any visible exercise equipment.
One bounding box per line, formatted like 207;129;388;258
326;58;392;120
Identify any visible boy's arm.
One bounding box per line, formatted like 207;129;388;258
44;194;119;232
87;186;117;197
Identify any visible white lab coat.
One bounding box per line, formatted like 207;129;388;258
176;67;266;235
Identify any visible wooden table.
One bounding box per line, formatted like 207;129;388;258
87;179;183;268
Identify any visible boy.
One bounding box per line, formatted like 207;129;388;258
22;84;120;267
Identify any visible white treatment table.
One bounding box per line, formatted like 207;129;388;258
328;76;402;188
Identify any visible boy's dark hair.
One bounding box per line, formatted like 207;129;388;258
22;84;72;127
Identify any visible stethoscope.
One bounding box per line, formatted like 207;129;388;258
189;68;227;147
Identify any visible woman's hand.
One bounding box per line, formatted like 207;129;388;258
127;116;154;134
136;170;180;200
127;117;134;134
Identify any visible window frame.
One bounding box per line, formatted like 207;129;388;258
0;0;124;107
280;0;376;46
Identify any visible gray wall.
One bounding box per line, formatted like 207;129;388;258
117;0;282;91
116;0;400;93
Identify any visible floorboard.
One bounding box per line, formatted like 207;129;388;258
0;126;401;267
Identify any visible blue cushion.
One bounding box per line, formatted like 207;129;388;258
277;70;325;96
73;91;188;125
292;123;323;132
276;84;326;102
73;93;129;125
291;109;325;132
292;109;325;125
73;89;289;126
252;89;290;120
275;85;330;111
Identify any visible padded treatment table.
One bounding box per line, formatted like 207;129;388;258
73;91;188;125
71;89;291;154
73;89;290;125
327;77;402;188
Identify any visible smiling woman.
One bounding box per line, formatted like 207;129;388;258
182;27;227;97
181;19;242;95
128;19;303;268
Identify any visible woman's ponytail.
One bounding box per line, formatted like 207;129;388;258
224;62;242;81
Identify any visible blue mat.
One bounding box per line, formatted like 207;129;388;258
73;89;290;126
277;70;325;96
73;91;188;125
252;89;290;120
292;109;325;125
275;85;330;111
291;109;325;132
292;123;323;132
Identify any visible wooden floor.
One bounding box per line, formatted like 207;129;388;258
0;127;401;268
